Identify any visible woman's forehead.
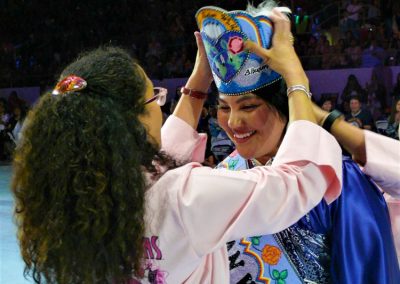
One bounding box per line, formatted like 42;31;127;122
218;93;261;103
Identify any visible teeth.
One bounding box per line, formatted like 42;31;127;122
234;131;255;139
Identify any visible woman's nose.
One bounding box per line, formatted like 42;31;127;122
228;111;244;129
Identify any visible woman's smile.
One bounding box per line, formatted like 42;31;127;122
233;130;257;143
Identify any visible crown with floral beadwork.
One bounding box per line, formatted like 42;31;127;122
196;4;290;95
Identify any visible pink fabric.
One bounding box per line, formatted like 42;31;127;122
139;117;342;283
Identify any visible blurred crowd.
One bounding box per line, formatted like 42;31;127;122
2;0;399;88
1;0;400;163
295;0;400;70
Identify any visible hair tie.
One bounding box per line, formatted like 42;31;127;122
52;75;87;96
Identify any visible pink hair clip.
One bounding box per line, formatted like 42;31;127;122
52;75;87;96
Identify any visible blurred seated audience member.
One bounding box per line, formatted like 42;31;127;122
294;7;310;37
7;91;26;113
386;97;400;139
366;71;387;119
361;39;386;68
319;96;335;112
0;98;12;161
343;30;355;48
392;72;400;100
145;36;163;60
341;0;364;38
305;35;321;69
345;38;362;67
384;38;399;66
9;104;28;144
208;105;235;163
316;35;333;69
366;0;381;25
345;95;374;130
330;38;349;68
197;105;210;134
0;98;10;126
382;0;394;38
392;2;400;39
196;104;218;165
340;74;367;111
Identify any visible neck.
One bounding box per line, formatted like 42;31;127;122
254;155;272;165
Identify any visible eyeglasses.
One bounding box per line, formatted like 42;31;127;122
144;87;167;106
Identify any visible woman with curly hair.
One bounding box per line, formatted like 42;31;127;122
11;9;342;284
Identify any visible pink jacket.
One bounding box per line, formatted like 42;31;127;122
137;116;342;283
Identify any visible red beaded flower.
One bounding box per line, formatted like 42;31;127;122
228;36;244;55
52;75;87;96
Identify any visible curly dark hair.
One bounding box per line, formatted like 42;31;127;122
12;46;176;283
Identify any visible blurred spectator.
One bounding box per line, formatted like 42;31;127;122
197;106;210;134
315;35;332;69
392;2;400;39
208;105;235;163
319;96;334;112
366;72;387;120
330;38;349;68
145;37;162;60
344;38;362;67
340;74;367;110
382;0;395;37
341;0;364;38
386;97;400;139
8;104;28;144
343;30;355;48
0;98;11;126
345;95;374;130
305;35;321;69
294;7;310;38
0;0;400;85
366;0;381;26
392;73;400;100
0;98;13;161
361;39;386;68
0;98;12;161
386;38;400;66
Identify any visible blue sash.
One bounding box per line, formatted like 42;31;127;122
219;153;400;284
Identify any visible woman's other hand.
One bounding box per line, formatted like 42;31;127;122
244;8;307;87
187;31;213;93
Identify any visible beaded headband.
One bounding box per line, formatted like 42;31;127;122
195;5;289;95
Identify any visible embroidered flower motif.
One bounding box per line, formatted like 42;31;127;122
262;244;281;265
228;36;244;55
251;236;262;246
271;269;288;283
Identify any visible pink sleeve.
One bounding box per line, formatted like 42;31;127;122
178;121;342;255
363;130;400;198
161;115;207;163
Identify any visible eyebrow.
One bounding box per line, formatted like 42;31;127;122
218;95;258;104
